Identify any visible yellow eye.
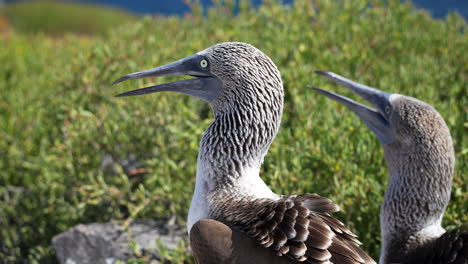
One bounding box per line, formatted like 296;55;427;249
200;59;208;68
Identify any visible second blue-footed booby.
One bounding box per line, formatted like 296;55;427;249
113;42;375;264
311;71;468;264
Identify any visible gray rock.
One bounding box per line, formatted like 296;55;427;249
52;219;188;264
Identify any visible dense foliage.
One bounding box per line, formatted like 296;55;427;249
0;0;466;263
0;1;135;35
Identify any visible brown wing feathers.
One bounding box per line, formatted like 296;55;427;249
221;194;376;264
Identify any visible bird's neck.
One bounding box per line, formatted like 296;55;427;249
379;139;454;263
187;102;282;231
198;103;282;190
380;224;446;264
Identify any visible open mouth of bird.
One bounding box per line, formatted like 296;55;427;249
113;54;223;102
310;70;396;144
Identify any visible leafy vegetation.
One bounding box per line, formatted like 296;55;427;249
1;0;467;263
0;0;135;35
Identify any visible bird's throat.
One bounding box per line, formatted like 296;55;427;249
198;105;282;185
187;110;280;231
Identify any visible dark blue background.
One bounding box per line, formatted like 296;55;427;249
73;0;467;20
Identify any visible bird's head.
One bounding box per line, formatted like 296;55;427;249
114;42;283;116
310;71;452;149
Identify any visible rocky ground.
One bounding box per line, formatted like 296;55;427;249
52;219;188;264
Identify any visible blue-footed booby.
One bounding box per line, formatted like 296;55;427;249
311;71;468;264
113;42;375;264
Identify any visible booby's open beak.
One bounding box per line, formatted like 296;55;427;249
310;71;396;144
113;54;222;102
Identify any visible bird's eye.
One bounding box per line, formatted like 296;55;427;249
385;106;391;114
200;59;208;68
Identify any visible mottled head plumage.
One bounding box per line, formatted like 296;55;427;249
387;94;452;148
197;43;284;178
114;41;284;177
198;42;283;115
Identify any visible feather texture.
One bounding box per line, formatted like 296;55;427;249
406;229;468;264
209;193;376;264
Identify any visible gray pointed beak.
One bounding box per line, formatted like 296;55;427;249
113;54;222;102
311;71;396;145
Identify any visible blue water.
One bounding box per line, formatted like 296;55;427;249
76;0;292;15
75;0;468;20
410;0;468;19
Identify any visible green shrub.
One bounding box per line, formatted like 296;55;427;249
0;0;135;35
0;0;466;263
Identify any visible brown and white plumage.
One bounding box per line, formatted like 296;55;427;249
114;43;375;263
191;194;374;264
190;219;293;264
211;194;372;263
311;71;468;264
